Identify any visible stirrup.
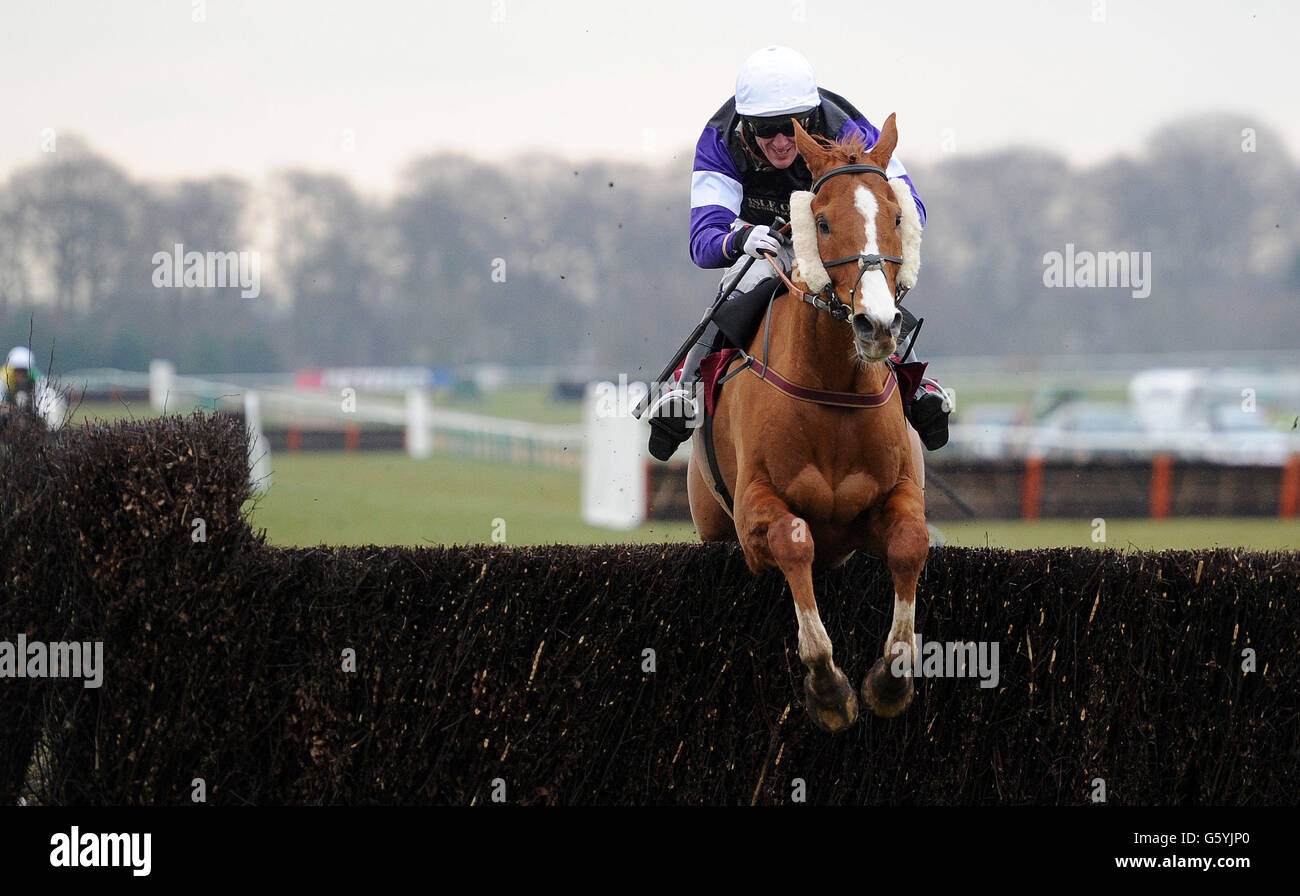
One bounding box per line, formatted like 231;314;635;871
645;386;699;421
915;379;953;414
646;386;701;461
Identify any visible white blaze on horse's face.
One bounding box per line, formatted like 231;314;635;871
850;185;900;361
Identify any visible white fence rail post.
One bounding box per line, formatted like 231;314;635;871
72;365;593;470
244;390;272;494
149;359;175;413
406;388;432;459
36;384;66;429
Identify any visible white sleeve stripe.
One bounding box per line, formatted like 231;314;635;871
690;170;743;213
885;155;908;179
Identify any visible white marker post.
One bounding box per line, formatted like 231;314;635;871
581;381;648;530
244;390;272;494
149;359;175;413
406;388;432;459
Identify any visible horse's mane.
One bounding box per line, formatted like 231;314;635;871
810;130;872;165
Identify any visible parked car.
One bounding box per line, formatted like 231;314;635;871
952;403;1028;460
1026;401;1147;462
1193;404;1294;466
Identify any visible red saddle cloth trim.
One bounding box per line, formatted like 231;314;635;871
700;349;740;417
891;359;929;408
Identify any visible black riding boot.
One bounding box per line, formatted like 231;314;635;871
908;374;952;450
646;276;785;462
646;321;718;462
889;308;951;451
894;347;951;451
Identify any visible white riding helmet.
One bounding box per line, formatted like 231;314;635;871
735;46;820;117
6;346;34;370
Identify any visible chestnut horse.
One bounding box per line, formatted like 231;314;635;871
688;114;928;732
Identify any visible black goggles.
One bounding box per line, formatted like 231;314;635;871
746;110;816;140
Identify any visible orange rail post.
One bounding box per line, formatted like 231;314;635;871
345;424;360;453
287;427;301;454
645;462;655;520
1280;453;1300;518
1021;457;1043;521
1150;453;1173;519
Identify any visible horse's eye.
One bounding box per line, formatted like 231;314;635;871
816;216;830;235
895;213;902;228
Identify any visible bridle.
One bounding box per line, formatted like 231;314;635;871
713;166;910;423
768;163;908;323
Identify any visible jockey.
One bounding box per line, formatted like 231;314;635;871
1;346;40;409
647;45;951;462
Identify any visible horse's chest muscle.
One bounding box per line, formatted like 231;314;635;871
733;389;902;522
783;466;881;523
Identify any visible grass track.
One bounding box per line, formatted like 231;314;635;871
244;451;1299;550
61;400;1298;550
244;452;696;546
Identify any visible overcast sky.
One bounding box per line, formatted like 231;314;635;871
1;0;1294;193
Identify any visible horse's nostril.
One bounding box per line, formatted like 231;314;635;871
892;311;902;330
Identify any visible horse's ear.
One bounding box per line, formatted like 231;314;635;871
868;113;898;169
793;118;834;177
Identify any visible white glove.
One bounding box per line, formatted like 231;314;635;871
733;224;783;260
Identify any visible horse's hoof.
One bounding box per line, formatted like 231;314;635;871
861;656;915;718
803;667;859;734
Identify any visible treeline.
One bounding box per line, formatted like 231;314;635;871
0;115;1296;376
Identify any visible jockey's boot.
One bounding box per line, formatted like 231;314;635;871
646;324;716;461
907;375;952;450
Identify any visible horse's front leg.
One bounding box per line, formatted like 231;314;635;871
736;480;857;733
862;480;928;717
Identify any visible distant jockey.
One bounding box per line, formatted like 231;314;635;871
646;45;951;462
1;346;40;409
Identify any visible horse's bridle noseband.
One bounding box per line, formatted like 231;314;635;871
787;163;908;323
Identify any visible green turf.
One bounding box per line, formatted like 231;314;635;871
60;402;1299;551
432;385;582;424
936;517;1299;552
243;450;1299;551
244;451;698;546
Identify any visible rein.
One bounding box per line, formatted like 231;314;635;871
723;266;898;410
